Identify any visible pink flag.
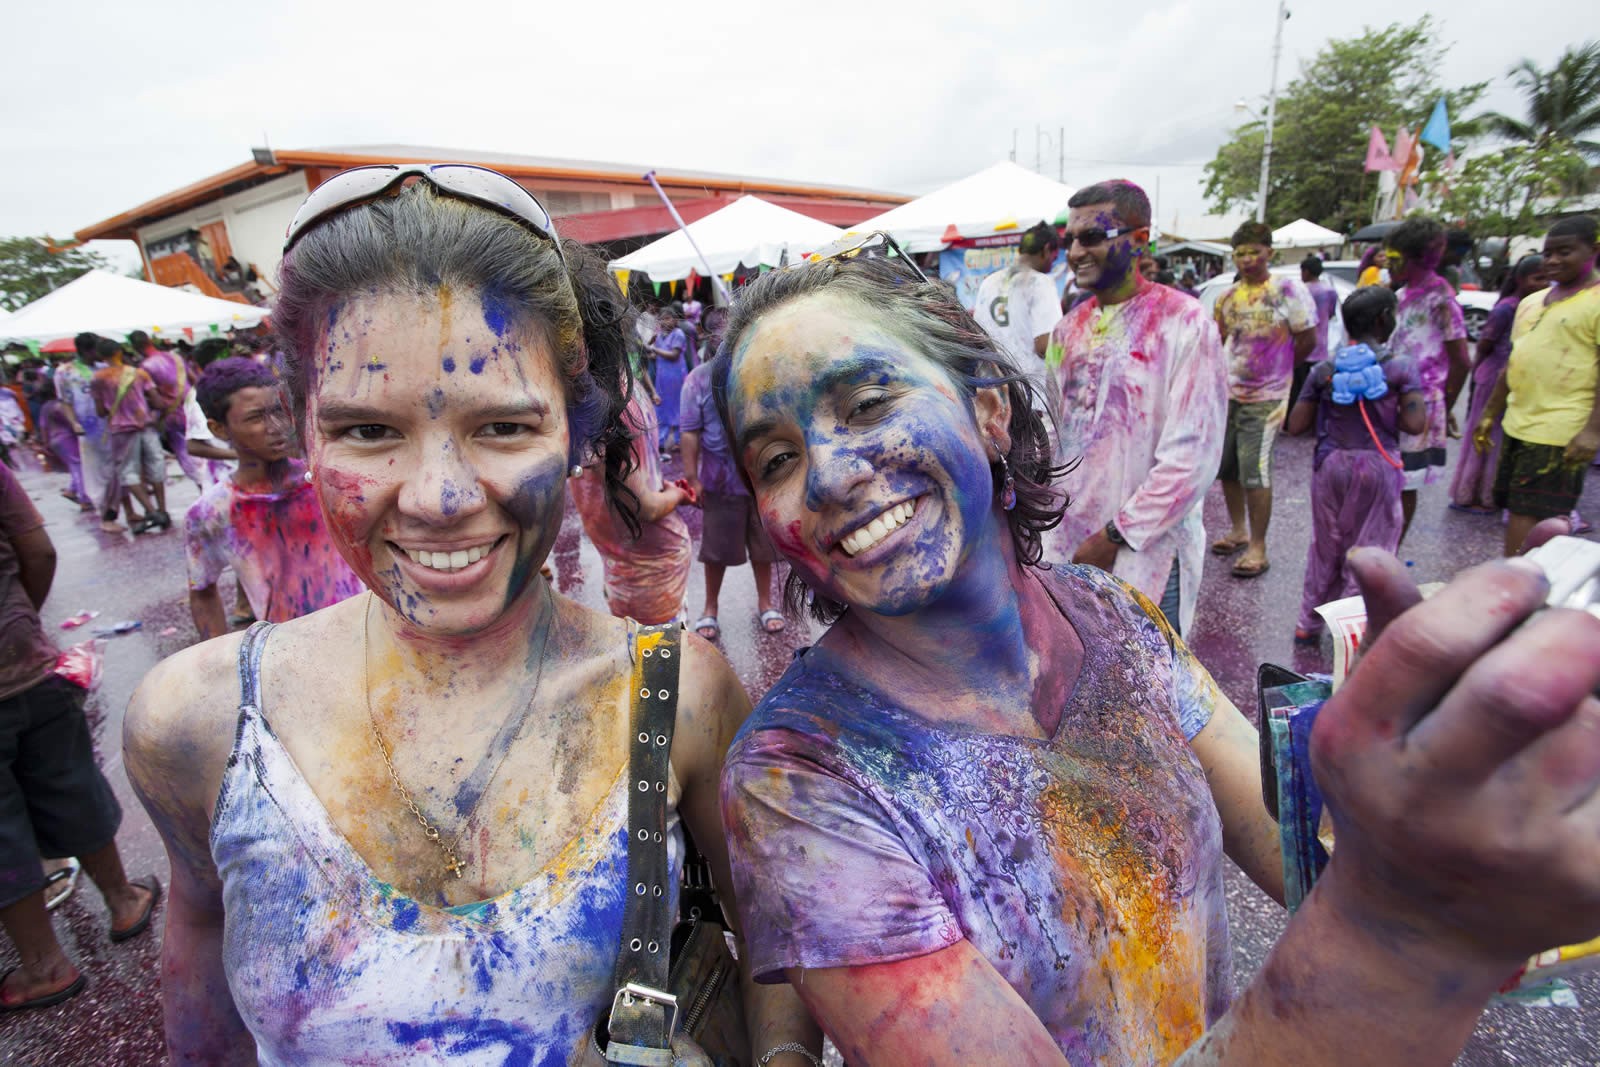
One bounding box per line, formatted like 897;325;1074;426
1364;126;1397;172
1393;127;1417;170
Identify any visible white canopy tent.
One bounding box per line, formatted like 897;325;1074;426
609;196;846;282
0;270;266;346
849;162;1076;254
1272;218;1344;250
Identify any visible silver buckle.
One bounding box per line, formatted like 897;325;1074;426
611;982;678;1040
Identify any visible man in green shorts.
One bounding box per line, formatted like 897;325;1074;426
1212;222;1317;577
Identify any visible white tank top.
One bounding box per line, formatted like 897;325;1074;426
211;623;681;1064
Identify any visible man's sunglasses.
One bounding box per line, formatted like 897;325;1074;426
1061;225;1137;249
283;163;564;264
795;231;931;282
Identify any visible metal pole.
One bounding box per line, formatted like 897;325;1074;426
1256;0;1287;224
641;170;731;303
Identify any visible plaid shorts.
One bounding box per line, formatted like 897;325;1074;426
1493;434;1588;519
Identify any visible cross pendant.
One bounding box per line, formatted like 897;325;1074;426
444;853;465;879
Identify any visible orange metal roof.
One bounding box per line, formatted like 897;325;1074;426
76;145;909;242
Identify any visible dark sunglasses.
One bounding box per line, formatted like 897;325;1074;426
1060;225;1136;250
282;163;564;263
794;230;931;282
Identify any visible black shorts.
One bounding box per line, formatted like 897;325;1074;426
0;675;122;908
1493;434;1589;519
698;491;778;567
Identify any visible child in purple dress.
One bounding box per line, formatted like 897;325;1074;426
1288;287;1426;643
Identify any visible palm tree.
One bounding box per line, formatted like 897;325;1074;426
1478;41;1600;158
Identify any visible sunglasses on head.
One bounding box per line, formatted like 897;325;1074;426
1060;225;1137;250
794;231;931;282
283;163;565;264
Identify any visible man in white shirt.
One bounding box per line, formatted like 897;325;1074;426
973;223;1063;421
1043;180;1228;635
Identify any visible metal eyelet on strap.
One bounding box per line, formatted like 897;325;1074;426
642;648;653;657
647;940;659;953
655;734;668;747
652;832;662;842
657;689;669;700
630;938;642;951
636;882;647;895
653;886;663;897
639;687;651;699
638;731;649;743
660;649;671;658
655;781;666;792
637;780;649;792
637;828;648;841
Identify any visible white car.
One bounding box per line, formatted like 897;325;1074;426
1195;268;1355;354
1317;261;1496;341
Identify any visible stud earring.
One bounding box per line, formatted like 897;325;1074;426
304;468;315;484
569;465;582;479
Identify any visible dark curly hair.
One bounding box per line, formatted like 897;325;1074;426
1386;216;1445;265
272;179;639;534
710;253;1071;623
1230;220;1274;249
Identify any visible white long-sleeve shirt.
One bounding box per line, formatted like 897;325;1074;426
1044;282;1228;634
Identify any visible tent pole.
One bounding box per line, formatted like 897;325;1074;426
642;171;732;303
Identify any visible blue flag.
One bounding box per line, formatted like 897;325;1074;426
1420;98;1452;152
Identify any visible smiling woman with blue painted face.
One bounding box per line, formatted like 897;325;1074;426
122;169;819;1066
714;249;1600;1065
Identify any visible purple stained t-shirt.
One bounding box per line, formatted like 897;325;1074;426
1215;276;1317;403
1305;279;1340;365
1301;346;1421;471
721;565;1229;1064
678;363;743;497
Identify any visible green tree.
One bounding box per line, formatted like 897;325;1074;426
1441;142;1591;243
0;237;109;312
1477;42;1600;159
1204;17;1484;233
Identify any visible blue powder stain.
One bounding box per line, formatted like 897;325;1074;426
442;355;456;374
387;1019;538;1065
427;387;447;419
481;287;516;339
391;897;420;932
469;354;488;374
365;361;388;373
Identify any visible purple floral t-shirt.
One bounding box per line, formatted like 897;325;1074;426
1391;273;1466;460
721;565;1229;1064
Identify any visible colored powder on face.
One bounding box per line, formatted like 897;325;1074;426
427;388;447;419
481;286;516;340
442;356;456;374
469;354;489;374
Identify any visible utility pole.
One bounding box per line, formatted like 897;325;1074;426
1256;0;1288;224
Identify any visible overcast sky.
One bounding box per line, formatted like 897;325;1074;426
6;0;1581;270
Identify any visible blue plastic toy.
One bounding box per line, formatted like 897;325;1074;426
1330;343;1389;406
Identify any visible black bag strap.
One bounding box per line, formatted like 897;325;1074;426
603;622;682;1066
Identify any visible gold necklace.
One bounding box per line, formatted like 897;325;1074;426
361;588;554;879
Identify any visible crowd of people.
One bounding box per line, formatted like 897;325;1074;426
0;162;1597;1067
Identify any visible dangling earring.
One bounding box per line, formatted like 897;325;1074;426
994;447;1017;512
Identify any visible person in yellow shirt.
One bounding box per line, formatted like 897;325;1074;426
1474;214;1600;554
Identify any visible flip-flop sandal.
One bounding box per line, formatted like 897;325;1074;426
1232;558;1271;579
758;610;787;634
692;616;720;641
0;968;86;1013
44;858;80;911
110;875;163;943
1211;537;1248;556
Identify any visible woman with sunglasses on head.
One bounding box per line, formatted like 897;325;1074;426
714;244;1600;1065
123;167;820;1066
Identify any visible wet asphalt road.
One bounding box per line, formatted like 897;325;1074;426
2;421;1597;1066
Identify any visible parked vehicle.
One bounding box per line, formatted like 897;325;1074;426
1308;261;1494;341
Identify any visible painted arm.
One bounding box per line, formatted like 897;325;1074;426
624;457;687;523
1180;552;1600;1065
1189;698;1284;905
789;942;1068;1067
1473;371;1510;454
1397;390;1428;437
1113;313;1229;550
677;637;823;1066
1443;338;1470;412
189;586;228;642
1285;399;1316;437
1563;343;1600;465
124;642;258;1064
187;439;237;462
11;523;56;610
680;431;703;498
1291;328;1316;362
